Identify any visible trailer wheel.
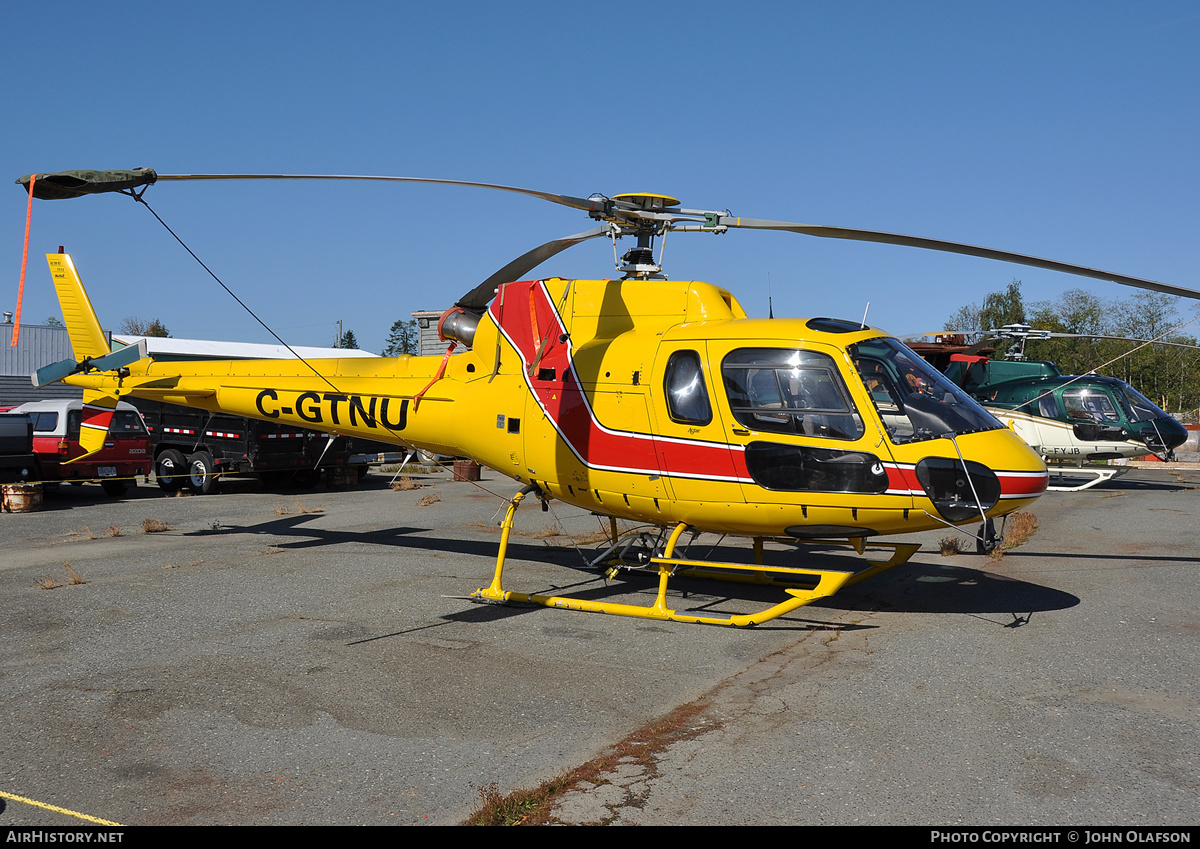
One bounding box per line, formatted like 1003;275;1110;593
186;451;218;494
156;449;187;491
101;478;128;497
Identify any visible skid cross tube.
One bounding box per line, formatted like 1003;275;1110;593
472;493;920;627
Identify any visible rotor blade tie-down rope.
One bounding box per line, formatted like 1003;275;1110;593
527;281;572;378
123;193;425;452
413;342;457;412
12;174;34;347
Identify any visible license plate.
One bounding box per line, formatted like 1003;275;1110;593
98;466;117;477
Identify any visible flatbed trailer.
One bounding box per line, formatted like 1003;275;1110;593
128;397;403;493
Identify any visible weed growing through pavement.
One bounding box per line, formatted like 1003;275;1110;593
989;511;1039;560
939;536;966;556
416;494;442;507
464;699;713;825
391;476;421;491
164;559;202;569
36;563;86;590
142;518;171;533
294;501;323;514
104;525;122;537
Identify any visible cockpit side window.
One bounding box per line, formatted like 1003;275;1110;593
722;348;864;440
1062;387;1119;423
664;350;712;425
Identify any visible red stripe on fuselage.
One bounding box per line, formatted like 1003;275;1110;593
492;280;747;482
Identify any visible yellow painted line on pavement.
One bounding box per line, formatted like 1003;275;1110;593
0;790;123;826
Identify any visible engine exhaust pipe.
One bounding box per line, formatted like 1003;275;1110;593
438;308;480;348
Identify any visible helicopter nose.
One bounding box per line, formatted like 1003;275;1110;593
1149;415;1188;451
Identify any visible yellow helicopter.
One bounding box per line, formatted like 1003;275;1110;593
18;169;1197;627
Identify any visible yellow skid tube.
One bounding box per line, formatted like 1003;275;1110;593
472;491;919;628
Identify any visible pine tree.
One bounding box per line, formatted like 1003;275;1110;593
383;319;418;356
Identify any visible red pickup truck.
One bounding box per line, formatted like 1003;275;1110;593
9;399;152;496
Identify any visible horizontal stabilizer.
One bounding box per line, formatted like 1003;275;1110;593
31;340;148;388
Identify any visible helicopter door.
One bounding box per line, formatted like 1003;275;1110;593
1059;386;1131;455
709;341;911;538
647;343;745;506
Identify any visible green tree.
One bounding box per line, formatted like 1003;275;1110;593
946;285;1200;415
977;279;1026;333
44;316;63;327
383;319;418;356
120;316;170;337
946;279;1025;336
339;329;359;350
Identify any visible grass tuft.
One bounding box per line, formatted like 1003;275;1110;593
939;536;965;556
463;699;712;825
62;563;86;585
142;518;171;533
466;777;576;827
989;511;1039;560
391;476;421;491
104;525;123;537
416;494;441;507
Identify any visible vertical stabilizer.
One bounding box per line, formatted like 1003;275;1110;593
47;253;110;359
65;390;120;462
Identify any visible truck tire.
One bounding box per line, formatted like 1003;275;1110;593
156;449;187;491
186;451;218;494
101;478;128;497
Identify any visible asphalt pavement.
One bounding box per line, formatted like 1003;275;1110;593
1;466;1197;826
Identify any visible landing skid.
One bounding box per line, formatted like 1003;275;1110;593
471;489;920;627
1047;465;1130;492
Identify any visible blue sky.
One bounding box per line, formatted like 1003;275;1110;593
4;1;1199;352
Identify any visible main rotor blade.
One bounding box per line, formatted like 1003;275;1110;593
1028;332;1200;351
159;173;606;213
456;226;610;311
18;169;606;214
721;217;1200;302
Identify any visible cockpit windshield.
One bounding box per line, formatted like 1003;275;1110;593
1119;384;1170;423
850;337;1003;444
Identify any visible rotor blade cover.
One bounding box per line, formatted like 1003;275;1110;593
16;169;158;200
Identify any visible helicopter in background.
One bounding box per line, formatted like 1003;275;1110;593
917;324;1191;491
15;168;1200;624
